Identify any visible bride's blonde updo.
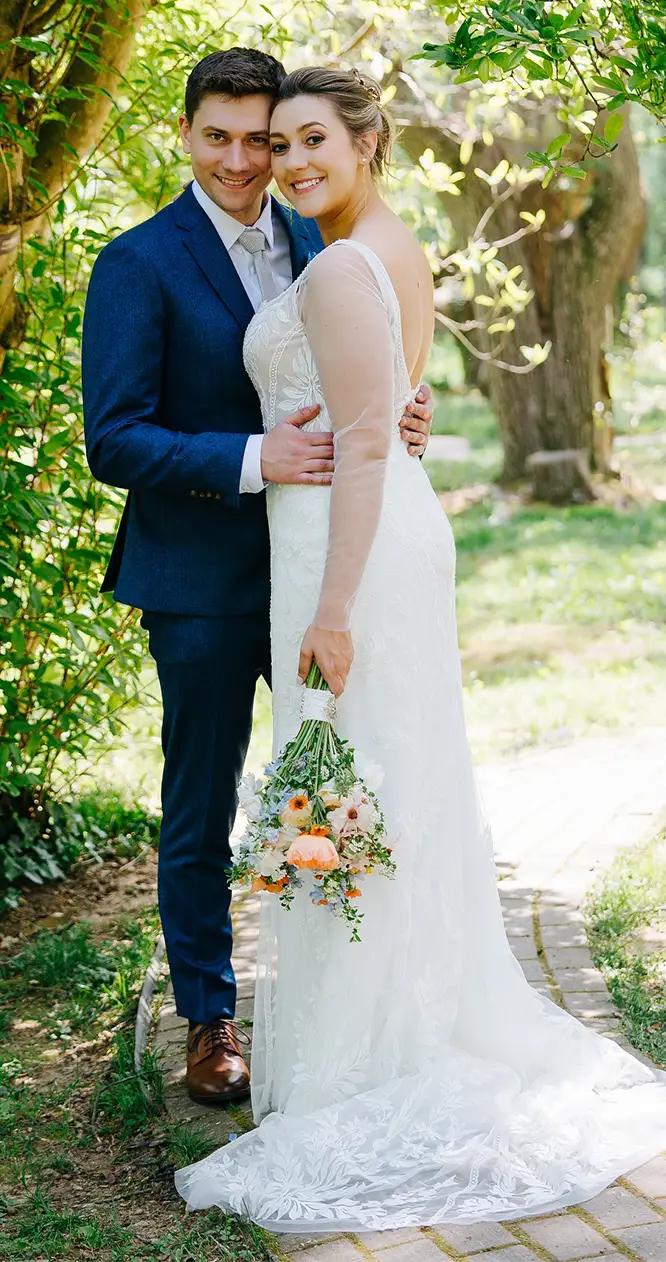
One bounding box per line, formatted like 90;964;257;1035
274;66;394;179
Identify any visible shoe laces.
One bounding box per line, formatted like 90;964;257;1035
190;1017;250;1059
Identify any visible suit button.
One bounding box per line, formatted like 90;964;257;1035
190;489;196;497
214;494;221;501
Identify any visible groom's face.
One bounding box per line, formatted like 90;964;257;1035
179;93;273;225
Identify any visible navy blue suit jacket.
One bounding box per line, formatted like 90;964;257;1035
82;184;323;615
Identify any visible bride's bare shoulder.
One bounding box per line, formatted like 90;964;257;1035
355;215;432;291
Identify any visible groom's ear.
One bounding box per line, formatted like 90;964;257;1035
179;115;192;154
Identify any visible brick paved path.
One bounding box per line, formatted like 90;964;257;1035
156;728;666;1262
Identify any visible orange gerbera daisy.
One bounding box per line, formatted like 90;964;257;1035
345;887;362;898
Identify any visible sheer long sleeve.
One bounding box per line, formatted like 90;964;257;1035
301;244;395;631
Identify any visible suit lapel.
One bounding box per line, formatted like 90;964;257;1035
273;199;322;281
172;185;255;328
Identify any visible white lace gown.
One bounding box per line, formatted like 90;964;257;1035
176;241;666;1232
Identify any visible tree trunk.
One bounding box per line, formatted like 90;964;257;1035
0;0;154;369
394;77;646;498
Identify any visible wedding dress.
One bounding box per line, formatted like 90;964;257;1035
176;240;666;1232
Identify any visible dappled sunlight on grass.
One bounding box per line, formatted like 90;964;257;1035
455;503;666;626
451;499;666;758
463;657;666;761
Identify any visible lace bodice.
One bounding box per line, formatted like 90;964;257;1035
244;240;414;631
243;239;413;436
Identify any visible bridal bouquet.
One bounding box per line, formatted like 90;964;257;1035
229;663;395;941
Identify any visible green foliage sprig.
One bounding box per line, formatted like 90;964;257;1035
0;211;149;809
420;0;665;175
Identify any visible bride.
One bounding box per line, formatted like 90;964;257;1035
176;65;666;1232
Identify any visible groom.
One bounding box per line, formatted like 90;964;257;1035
82;46;432;1106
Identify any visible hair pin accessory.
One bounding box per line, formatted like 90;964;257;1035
350;67;381;103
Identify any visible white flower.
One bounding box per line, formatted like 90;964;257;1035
353;752;384;793
238;773;263;822
329;786;378;838
258;850;285;879
276;824;300;850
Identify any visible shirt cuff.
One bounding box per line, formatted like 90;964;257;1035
239;434;266;494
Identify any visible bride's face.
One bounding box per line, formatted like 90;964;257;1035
269;95;373;219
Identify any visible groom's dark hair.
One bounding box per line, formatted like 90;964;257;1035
185;47;286;122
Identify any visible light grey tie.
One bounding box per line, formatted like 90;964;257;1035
238;226;282;306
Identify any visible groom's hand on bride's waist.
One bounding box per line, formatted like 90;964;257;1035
261;405;334;486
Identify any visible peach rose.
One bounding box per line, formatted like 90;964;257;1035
285;833;341;870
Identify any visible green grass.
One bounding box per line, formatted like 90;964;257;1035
164;1118;214;1168
585;828;666;1067
425;445;502;492
93;1030;165;1138
427;337;504;491
0;911;163;1046
0;1192;139;1260
2;921;116;992
0;895;274;1262
0;1192;275;1260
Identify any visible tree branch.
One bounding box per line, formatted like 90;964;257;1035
435;311;542;373
30;0;155;210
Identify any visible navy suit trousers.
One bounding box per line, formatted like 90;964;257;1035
142;610;271;1024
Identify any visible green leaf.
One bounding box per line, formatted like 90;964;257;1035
546;132;570;158
604;112;625;144
12;36;52;55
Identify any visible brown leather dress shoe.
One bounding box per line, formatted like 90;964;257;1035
186;1017;251;1106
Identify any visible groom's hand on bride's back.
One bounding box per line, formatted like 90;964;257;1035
261;405;334;485
400;382;433;456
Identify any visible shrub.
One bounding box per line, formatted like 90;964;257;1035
0;788;159;913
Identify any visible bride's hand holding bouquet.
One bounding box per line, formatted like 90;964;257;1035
298;623;353;698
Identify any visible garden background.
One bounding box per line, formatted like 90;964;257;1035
0;1;664;1258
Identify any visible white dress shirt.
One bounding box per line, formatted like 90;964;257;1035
191;179;293;494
